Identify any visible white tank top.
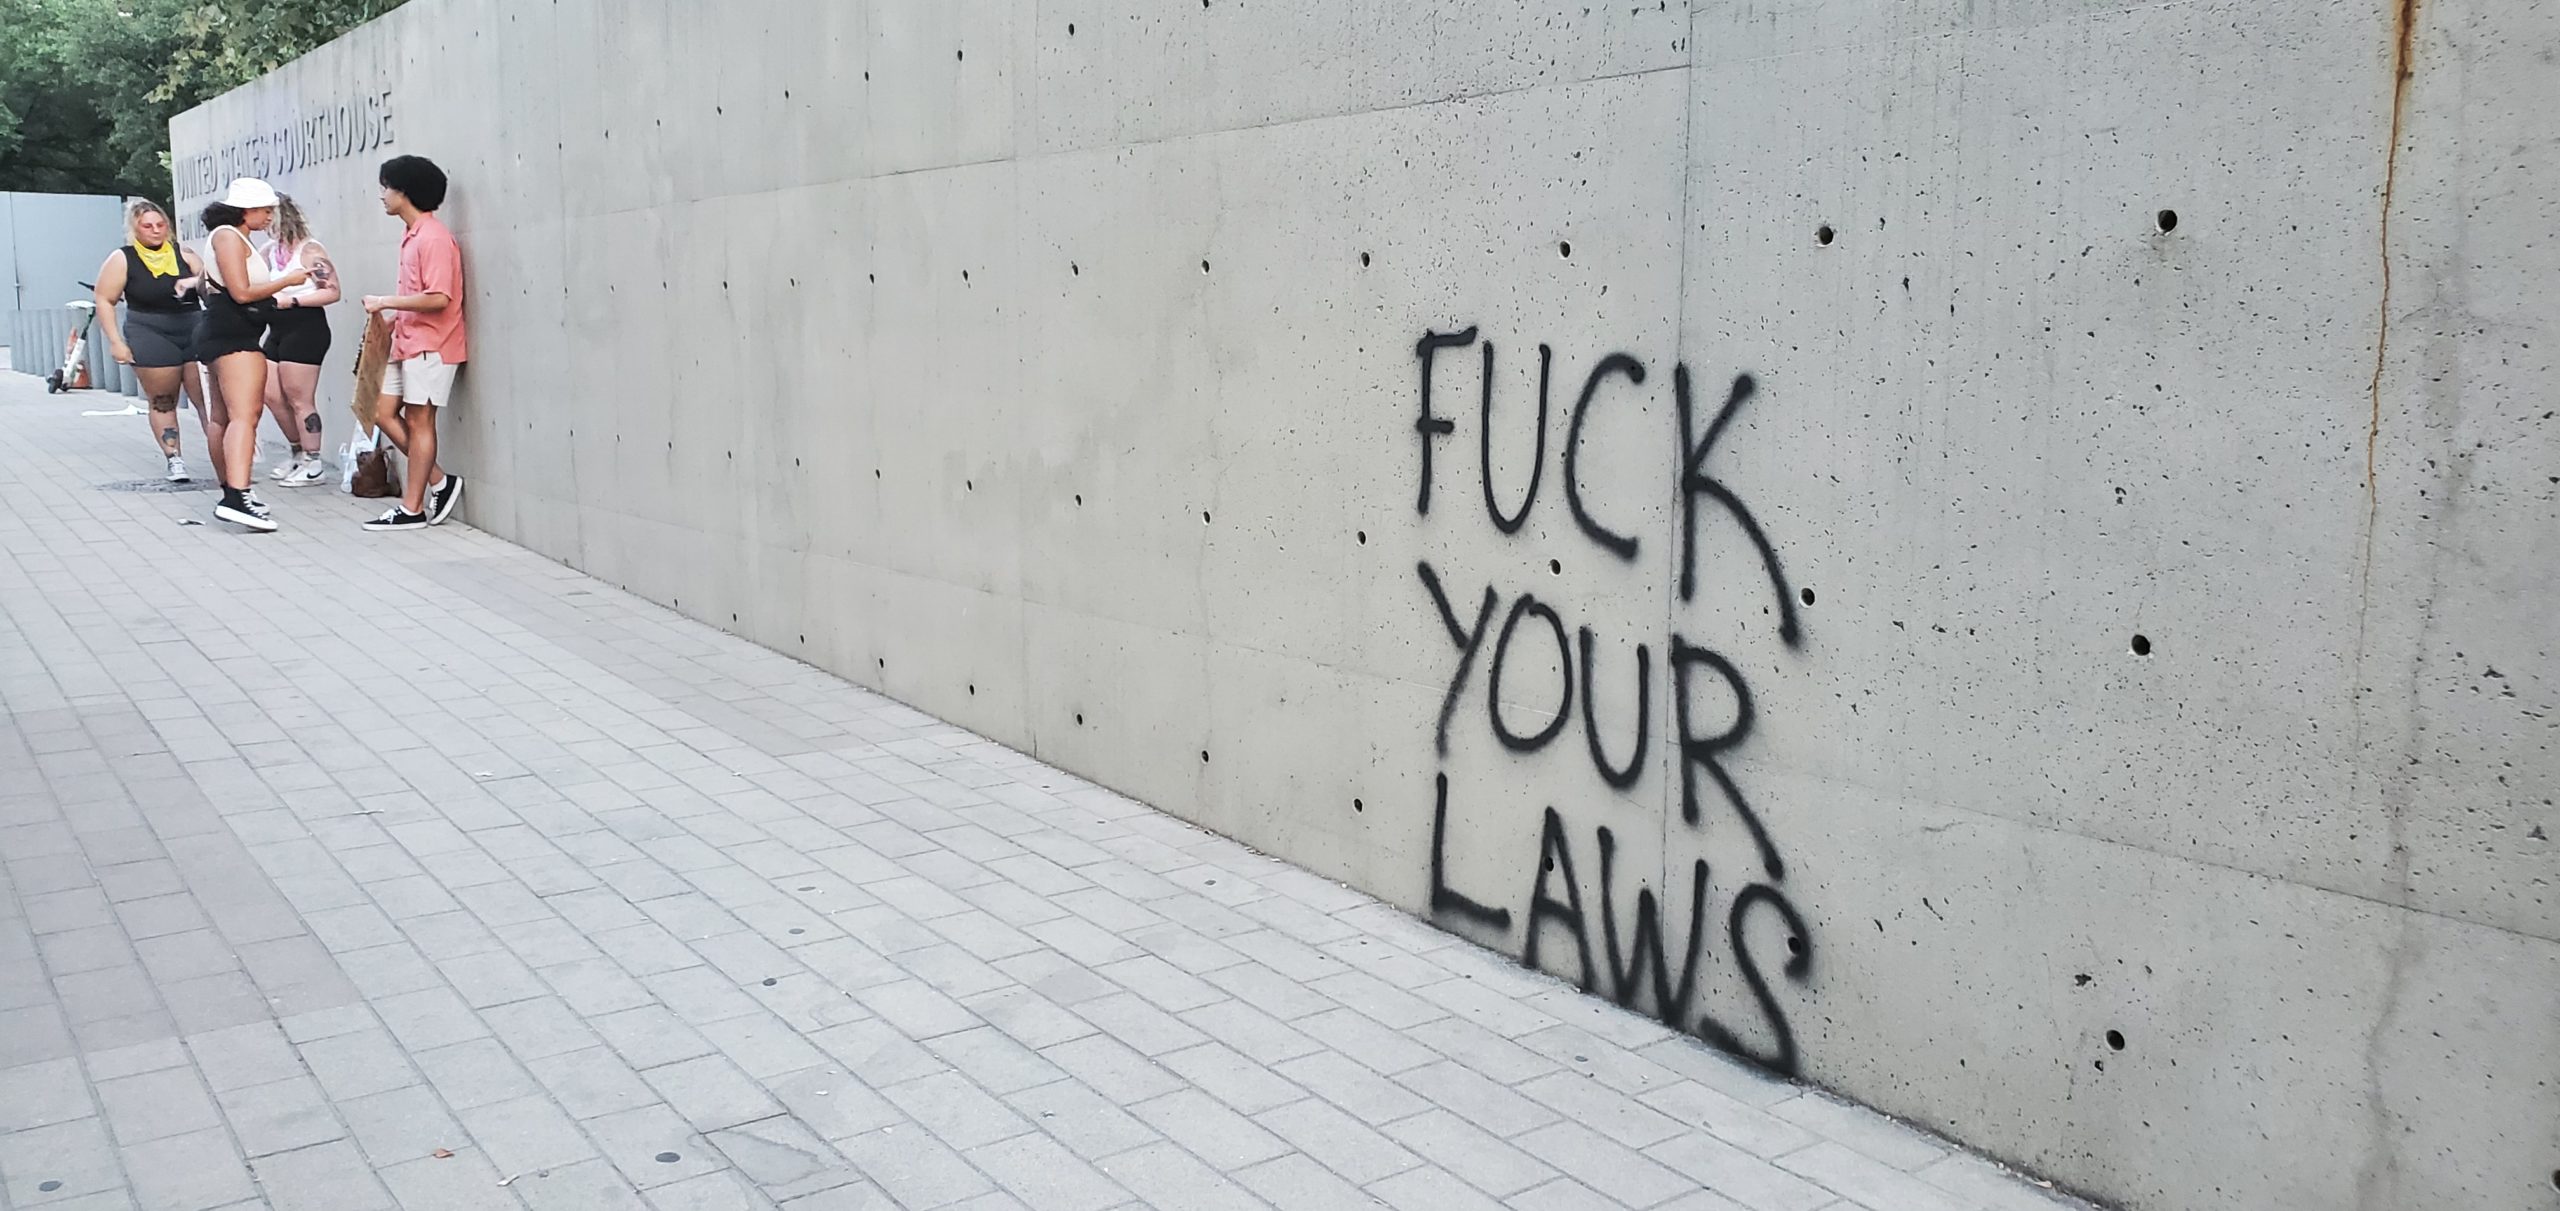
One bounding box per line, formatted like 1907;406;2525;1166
203;226;273;291
267;239;320;299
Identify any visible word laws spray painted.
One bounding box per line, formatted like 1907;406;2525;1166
1409;327;1815;1073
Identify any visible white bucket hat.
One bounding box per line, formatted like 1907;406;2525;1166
219;177;280;209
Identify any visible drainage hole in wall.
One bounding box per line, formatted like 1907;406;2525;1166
1548;559;1561;575
1799;587;1815;606
2106;1029;2126;1051
2130;634;2152;656
2156;209;2179;233
1557;240;1572;258
1816;224;1835;246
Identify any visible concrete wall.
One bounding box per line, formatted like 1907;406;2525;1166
171;3;2560;1209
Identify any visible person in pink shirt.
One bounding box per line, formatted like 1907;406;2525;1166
360;155;466;531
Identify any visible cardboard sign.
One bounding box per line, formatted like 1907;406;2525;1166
349;311;392;433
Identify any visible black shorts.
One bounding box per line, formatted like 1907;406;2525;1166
124;307;197;368
194;292;270;361
262;308;332;366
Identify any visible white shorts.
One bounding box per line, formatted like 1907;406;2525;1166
380;352;459;407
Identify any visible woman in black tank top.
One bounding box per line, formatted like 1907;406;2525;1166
93;200;220;484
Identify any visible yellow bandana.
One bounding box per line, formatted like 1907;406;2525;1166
134;240;179;278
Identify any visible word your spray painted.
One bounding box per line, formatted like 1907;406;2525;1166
1408;326;1817;1073
174;90;396;200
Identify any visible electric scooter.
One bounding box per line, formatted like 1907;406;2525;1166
43;283;100;394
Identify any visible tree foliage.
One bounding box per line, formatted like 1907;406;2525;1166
0;0;405;199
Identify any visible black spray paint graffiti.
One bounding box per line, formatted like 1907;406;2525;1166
1411;326;1814;1074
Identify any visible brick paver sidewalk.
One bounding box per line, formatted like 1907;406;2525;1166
0;374;2084;1210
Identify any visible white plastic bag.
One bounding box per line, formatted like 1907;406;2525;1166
339;427;380;492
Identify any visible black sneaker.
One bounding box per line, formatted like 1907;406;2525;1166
364;507;429;532
213;490;277;533
428;475;463;525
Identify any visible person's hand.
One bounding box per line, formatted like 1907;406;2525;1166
109;340;133;365
362;295;389;314
175;276;199;296
276;267;311;288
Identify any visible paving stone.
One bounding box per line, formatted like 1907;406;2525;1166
379;1149;527;1211
1132;1088;1291;1170
297;1029;420;1101
528;1045;663;1121
585;1103;729;1188
0;1056;93;1131
705;1115;861;1201
415;1036;543;1111
461;1094;601;1176
830;1122;994;1209
1516;1120;1700;1207
218;1074;346;1157
1778;1140;1977;1211
642;1053;785;1132
338;1082;467;1167
1091;1140;1265;1211
1382;1108;1563;1198
119;1123;254;1209
1257;1096;1423;1185
251;1138;396;1211
966;1129;1129;1211
94;1063;223;1143
510;1157;650;1211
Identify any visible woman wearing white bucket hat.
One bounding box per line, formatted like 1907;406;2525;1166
196;177;309;531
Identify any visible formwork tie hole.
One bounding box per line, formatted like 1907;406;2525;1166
2156;209;2179;233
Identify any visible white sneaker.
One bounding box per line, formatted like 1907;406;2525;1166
166;457;191;483
278;458;327;487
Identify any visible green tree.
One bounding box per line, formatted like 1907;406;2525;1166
0;0;404;199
